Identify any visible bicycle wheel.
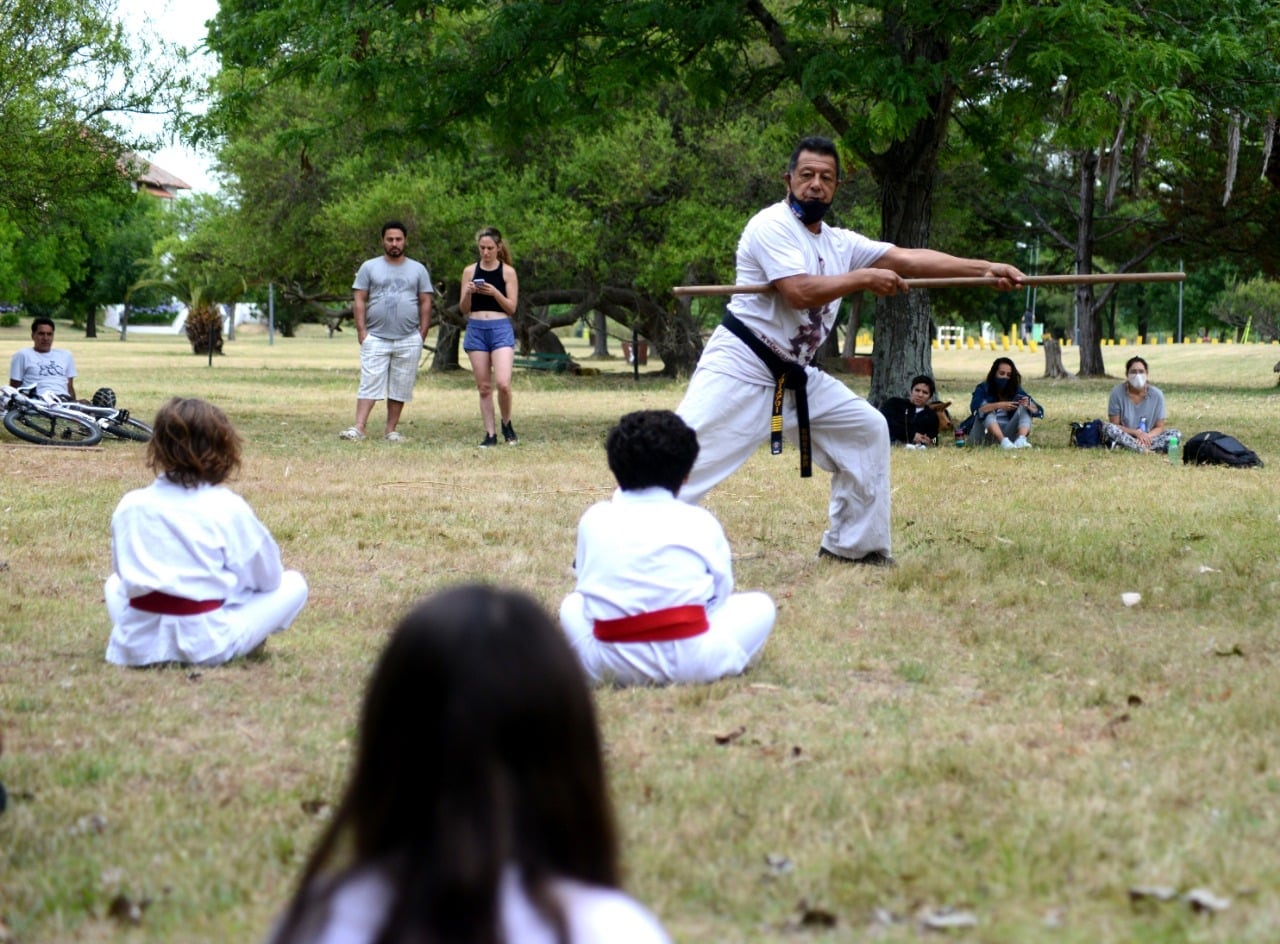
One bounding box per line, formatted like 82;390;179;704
3;406;103;446
104;416;152;442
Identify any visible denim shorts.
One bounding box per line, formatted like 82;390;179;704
463;318;516;353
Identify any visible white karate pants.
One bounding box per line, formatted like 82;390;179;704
559;591;776;686
677;367;891;560
105;571;309;666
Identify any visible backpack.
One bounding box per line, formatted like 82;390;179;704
1070;419;1105;448
1181;430;1263;468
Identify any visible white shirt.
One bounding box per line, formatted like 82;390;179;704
9;347;77;396
696;200;892;386
572;487;733;622
271;866;671;944
107;476;285;665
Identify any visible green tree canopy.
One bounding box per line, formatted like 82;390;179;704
1;0;189;318
198;0;1280;389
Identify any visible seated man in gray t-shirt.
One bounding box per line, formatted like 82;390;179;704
9;317;77;399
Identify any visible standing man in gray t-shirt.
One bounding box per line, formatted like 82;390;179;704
340;221;434;442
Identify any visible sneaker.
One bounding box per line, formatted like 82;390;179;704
339;426;367;441
1000;437;1016;449
817;547;896;567
1012;436;1031;448
478;433;498;447
501;421;518;444
384;431;405;442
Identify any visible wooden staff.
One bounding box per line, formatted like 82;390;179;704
672;271;1186;297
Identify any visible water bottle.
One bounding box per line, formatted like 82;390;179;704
1139;417;1148;434
954;427;965;448
1168;433;1179;464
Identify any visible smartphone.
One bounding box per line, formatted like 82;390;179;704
473;278;485;287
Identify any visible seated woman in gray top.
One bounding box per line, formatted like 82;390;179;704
1102;355;1181;453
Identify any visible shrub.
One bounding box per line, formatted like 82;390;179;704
185;304;224;355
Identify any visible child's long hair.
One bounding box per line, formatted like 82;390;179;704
146;397;241;488
270;585;619;944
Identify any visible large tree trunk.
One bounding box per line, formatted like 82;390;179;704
867;112;949;405
591;309;610;357
1074;148;1108;376
430;322;463;371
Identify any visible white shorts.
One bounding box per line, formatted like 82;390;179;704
357;333;423;402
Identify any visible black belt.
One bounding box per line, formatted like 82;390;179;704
720;314;812;478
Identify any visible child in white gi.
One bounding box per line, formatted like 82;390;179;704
104;397;308;667
560;410;775;685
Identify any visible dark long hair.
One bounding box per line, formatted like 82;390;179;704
985;357;1021;394
271;585;619;944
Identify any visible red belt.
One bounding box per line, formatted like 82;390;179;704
593;605;709;643
130;590;224;616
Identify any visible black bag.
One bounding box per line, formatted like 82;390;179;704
1070;419;1105;448
1182;430;1263;468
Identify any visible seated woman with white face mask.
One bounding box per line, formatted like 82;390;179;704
1102;356;1181;453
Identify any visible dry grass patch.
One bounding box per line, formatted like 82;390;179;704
2;328;1279;942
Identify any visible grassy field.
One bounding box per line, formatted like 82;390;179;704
2;324;1279;943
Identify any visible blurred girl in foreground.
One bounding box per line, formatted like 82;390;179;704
267;584;670;944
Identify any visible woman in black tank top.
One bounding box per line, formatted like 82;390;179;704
460;227;521;445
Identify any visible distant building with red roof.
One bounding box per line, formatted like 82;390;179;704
120;152;192;198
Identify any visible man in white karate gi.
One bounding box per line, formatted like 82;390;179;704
677;135;1024;565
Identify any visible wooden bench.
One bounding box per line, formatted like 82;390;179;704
513;352;572;372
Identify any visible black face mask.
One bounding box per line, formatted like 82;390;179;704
788;192;832;226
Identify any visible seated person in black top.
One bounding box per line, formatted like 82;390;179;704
879;374;941;448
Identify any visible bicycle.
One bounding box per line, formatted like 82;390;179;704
1;385;103;446
62;388;154;443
